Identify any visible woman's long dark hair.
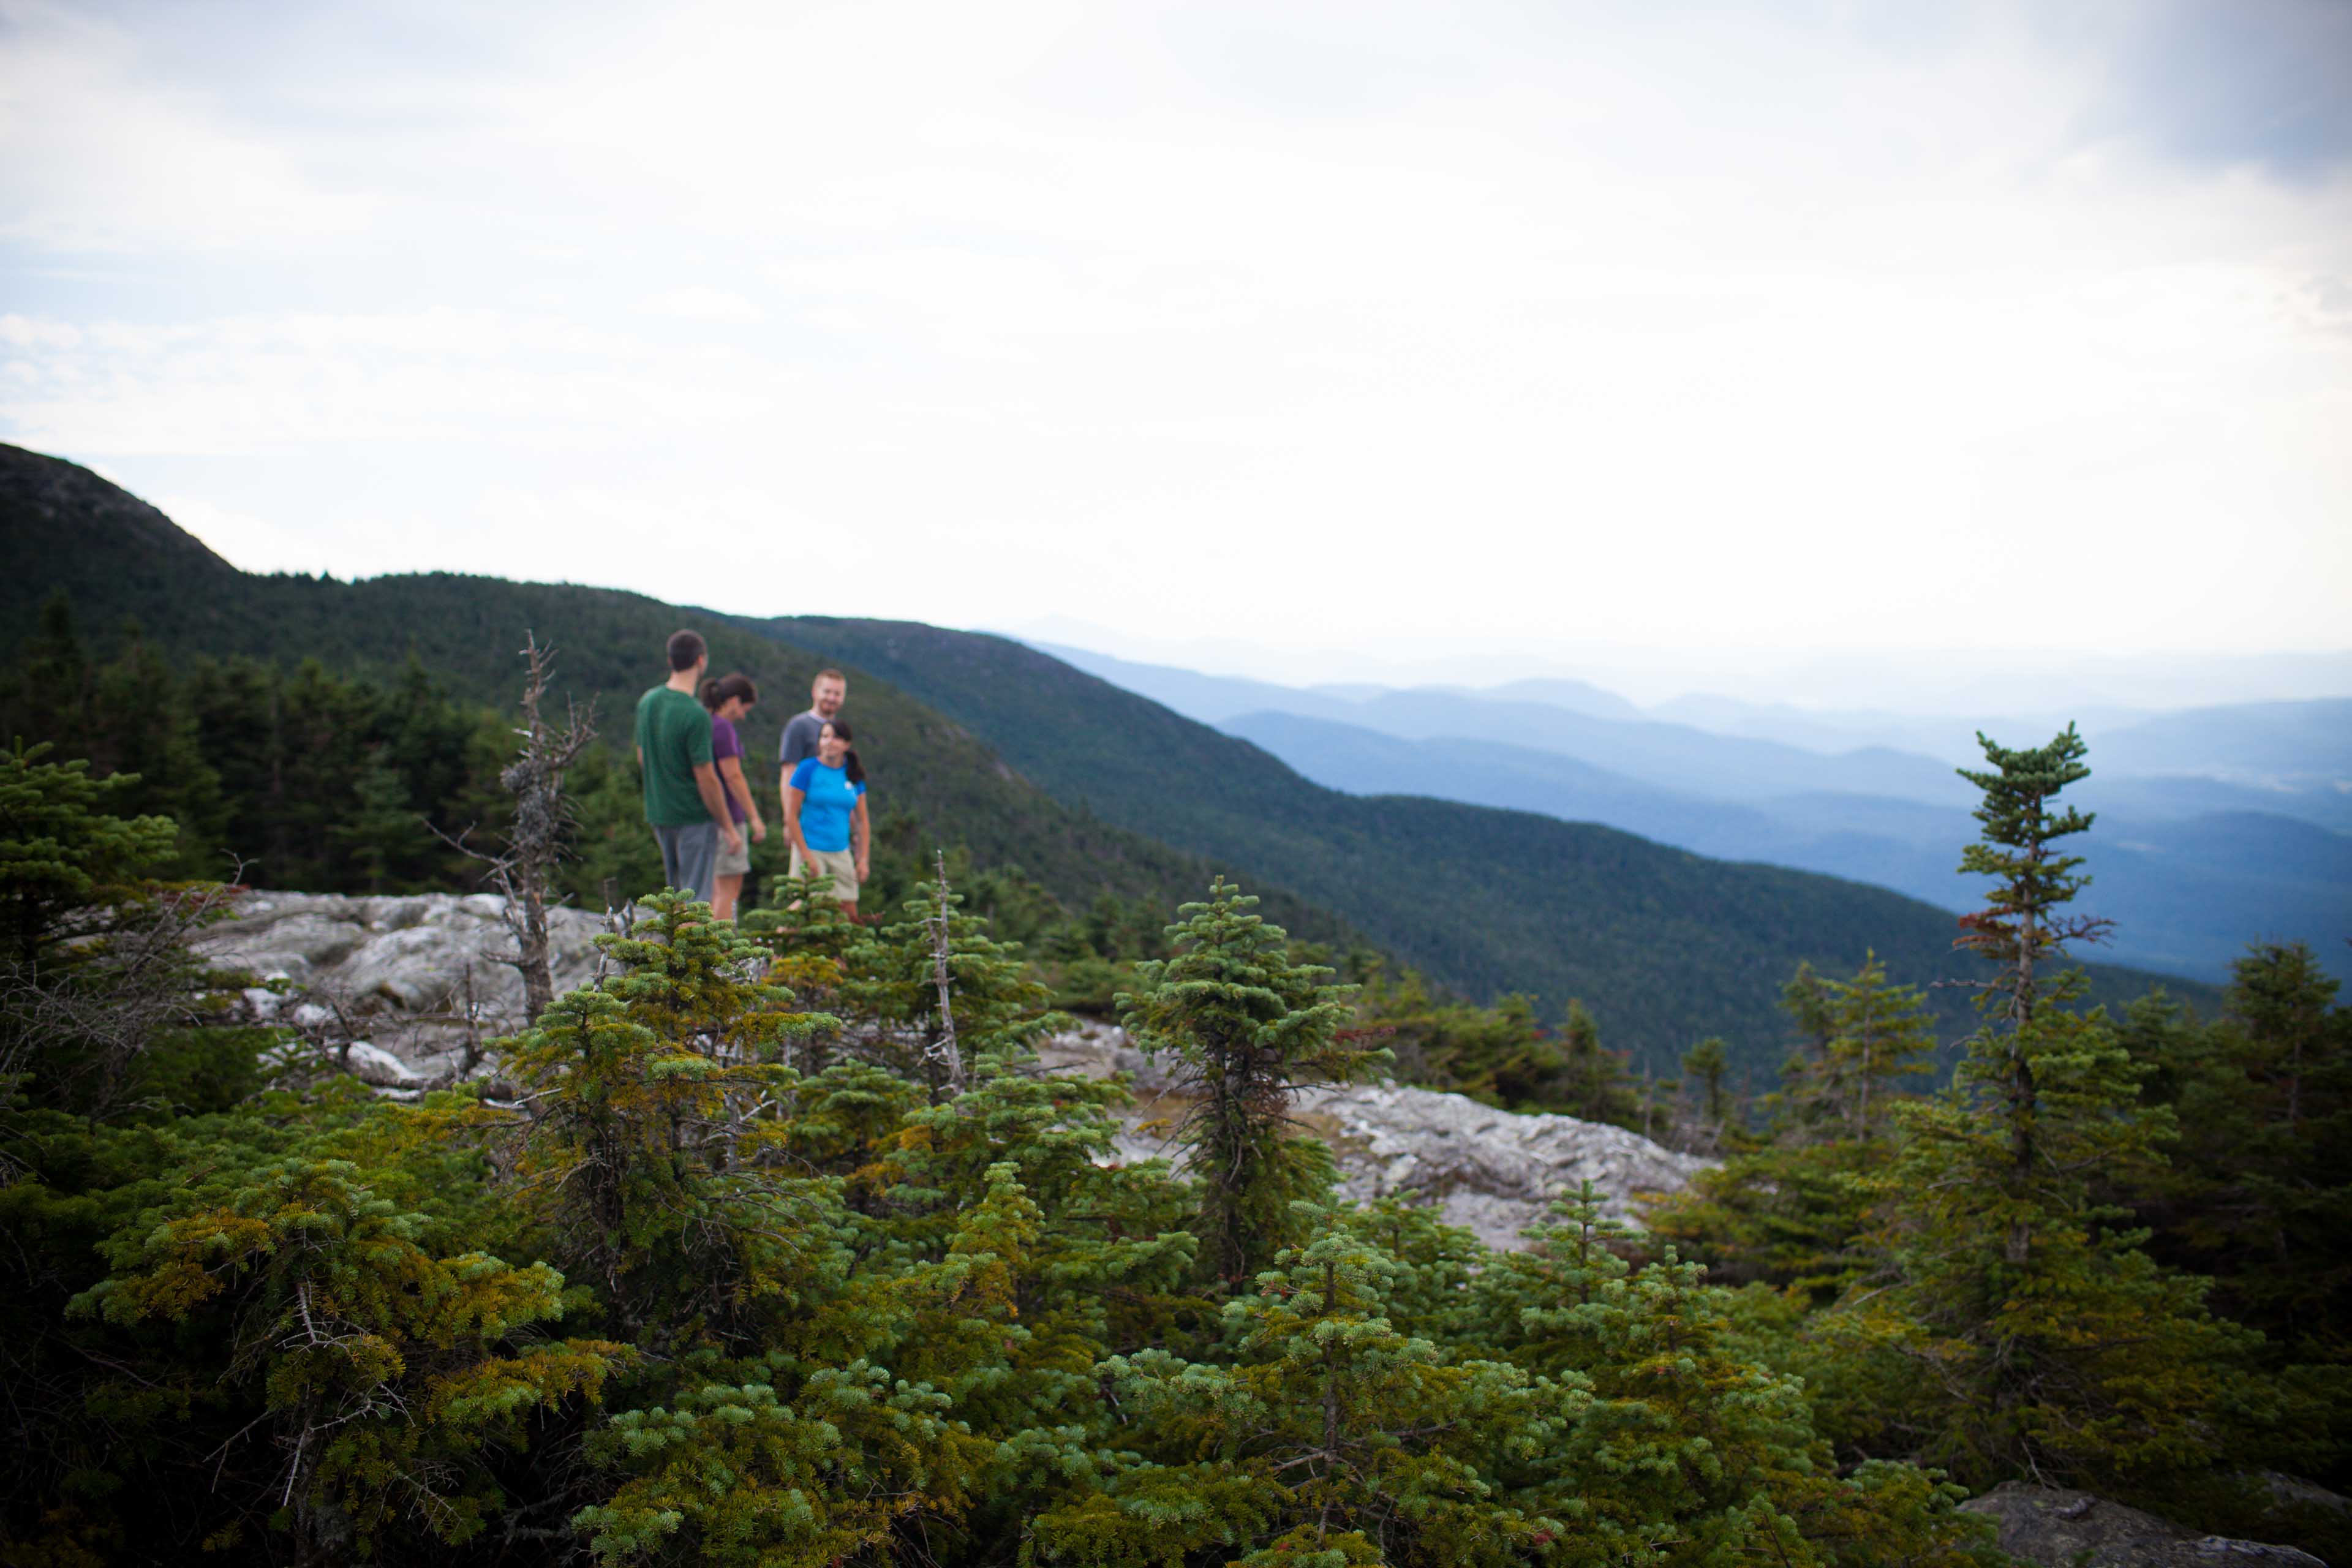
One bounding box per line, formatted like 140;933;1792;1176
823;718;865;786
699;671;759;712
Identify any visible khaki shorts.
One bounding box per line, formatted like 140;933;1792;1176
790;844;859;903
714;823;752;878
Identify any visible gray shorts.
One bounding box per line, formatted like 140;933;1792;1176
652;821;720;903
714;823;752;878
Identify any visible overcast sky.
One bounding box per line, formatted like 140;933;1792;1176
4;0;2349;700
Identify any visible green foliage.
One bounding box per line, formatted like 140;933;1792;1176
1800;732;2259;1500
1039;1212;1563;1567
760;612;2212;1072
1356;968;1645;1130
1120;882;1379;1284
1649;955;1937;1297
0;740;266;1119
76;1155;630;1559
838;864;1067;1096
2116;949;2352;1508
1470;1185;2001;1568
503;893;837;1347
0;630;2329;1562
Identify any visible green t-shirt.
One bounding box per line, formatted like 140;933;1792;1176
634;685;715;826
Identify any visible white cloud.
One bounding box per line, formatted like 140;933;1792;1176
1;0;2347;677
642;287;766;324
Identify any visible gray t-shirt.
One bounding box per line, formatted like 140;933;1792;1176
779;710;830;771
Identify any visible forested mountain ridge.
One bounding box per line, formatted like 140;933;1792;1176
1037;637;2350;984
1222;709;2352;986
746;614;2215;1069
2;442;2221;1075
0;443;1341;943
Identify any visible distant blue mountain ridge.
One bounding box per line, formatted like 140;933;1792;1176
1034;643;2350;986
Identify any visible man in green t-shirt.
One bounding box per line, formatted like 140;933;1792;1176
633;629;742;902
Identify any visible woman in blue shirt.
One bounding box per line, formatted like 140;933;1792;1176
783;718;869;916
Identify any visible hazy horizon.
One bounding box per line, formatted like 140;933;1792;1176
995;614;2352;712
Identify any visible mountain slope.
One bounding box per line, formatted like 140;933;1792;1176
750;616;2214;1069
1036;640;1973;805
2099;699;2352;789
1057;641;2352;836
0;445;1344;943
2;443;2220;1074
1223;710;2350;985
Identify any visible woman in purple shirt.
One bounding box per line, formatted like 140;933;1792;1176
699;673;767;921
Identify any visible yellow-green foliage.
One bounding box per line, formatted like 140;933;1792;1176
1;739;2301;1564
72;1155;630;1556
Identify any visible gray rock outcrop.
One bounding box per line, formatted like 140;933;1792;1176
1961;1483;2327;1568
205;892;1709;1246
1036;1023;1711;1248
199;891;606;1082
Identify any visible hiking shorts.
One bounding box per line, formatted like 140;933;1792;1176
652;821;720;903
790;844;860;905
714;824;752;878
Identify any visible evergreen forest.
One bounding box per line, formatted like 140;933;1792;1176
4;441;2344;1564
1;698;2346;1564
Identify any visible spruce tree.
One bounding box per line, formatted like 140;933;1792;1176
1814;728;2252;1495
1555;999;1640;1129
0;741;258;1117
2120;948;2352;1508
1648;956;1936;1297
837;861;1063;1098
76;1156;629;1563
1039;1211;1561;1566
1118;880;1378;1285
1477;1185;1998;1568
502;892;837;1344
1679;1035;1733;1152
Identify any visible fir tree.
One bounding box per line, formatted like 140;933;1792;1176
838;860;1064;1098
1118;880;1379;1285
1555;1000;1640;1129
2121;949;2352;1504
75;1155;629;1564
1040;1210;1561;1567
1480;1185;1998;1568
1679;1035;1733;1152
1650;956;1938;1295
0;741;258;1117
502;893;836;1344
1812;728;2252;1496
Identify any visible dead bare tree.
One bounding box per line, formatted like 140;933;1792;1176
923;850;966;1096
442;634;595;1025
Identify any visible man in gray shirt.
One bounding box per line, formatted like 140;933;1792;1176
778;667;847;774
778;668;849;891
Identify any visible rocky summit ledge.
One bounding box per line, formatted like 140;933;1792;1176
197;890;608;1084
1961;1482;2329;1568
1033;1033;1713;1250
203;891;1709;1248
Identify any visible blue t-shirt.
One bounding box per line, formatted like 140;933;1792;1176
788;757;865;853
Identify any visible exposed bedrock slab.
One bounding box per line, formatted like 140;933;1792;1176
198;891;606;1079
204;895;1710;1245
1960;1483;2328;1568
1035;1022;1711;1250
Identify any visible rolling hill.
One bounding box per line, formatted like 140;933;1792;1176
745;614;2217;1072
1044;642;2349;982
3;443;2223;1076
0;443;1341;944
1221;710;2351;984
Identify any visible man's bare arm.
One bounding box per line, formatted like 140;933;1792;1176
693;762;742;850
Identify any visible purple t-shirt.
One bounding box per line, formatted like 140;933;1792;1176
709;713;750;824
